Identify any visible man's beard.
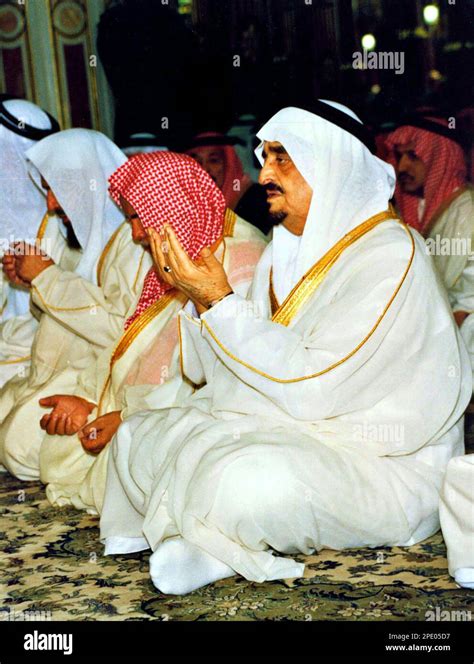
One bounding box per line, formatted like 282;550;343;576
269;209;288;225
65;223;82;250
266;183;287;225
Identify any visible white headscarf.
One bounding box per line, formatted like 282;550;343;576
26;129;127;282
0;99;53;242
255;101;396;301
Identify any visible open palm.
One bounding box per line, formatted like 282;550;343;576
39;395;95;436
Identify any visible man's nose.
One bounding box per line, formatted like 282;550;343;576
258;161;275;186
398;154;411;173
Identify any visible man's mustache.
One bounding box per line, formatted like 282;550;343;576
266;183;285;194
398;172;413;181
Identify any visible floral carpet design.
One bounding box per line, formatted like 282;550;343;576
1;472;473;621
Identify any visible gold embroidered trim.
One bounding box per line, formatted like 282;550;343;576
36;213;50;241
97;220;232;412
96;291;186;414
224;208;237;237
97;221;126;287
201;214;415;383
0;355;31;365
32;285;98;313
272;209;394;327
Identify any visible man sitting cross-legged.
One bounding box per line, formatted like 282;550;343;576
37;152;267;514
97;102;471;594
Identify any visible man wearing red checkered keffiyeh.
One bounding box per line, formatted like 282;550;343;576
386;118;468;236
386;118;474;382
108;151;226;329
36;151;267;512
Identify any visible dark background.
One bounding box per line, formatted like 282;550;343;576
96;0;474;150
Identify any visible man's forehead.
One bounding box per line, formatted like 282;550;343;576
394;141;416;152
263;140;288;154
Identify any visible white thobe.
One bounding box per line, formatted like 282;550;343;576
0;222;152;479
426;188;474;378
100;217;471;584
38;217;267;513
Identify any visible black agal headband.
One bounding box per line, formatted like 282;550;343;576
265;100;376;154
398;115;463;147
0;95;60;141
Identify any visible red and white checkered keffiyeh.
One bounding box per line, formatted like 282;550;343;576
109;151;226;328
385;120;467;235
185;132;253;210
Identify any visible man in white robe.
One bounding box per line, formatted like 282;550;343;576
0;98;60;384
35;152;266;513
100;101;471;595
0;129;152;480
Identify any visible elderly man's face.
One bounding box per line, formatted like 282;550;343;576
258;141;312;235
120;196;150;249
394;142;426;195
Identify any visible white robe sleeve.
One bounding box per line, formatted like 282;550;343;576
430;190;474;313
449;260;474;314
29;227;147;349
199;237;414;421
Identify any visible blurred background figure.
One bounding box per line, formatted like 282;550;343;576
185;132;271;234
386;115;474;381
121;133;168;158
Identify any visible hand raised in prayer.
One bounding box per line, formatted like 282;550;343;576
77;411;122;455
2;251;30;289
4;242;54;286
147;225;233;313
39;395;95;436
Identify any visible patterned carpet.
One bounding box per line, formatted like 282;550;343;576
1;470;473;622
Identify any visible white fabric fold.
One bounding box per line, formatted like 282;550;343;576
26;129;127;282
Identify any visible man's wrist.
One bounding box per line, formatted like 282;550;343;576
28;259;55;284
206;288;234;310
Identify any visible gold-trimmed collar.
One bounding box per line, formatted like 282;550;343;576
272;209;395;327
224;208;237;237
36;213;50;241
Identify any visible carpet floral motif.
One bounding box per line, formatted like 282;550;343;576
1;473;473;621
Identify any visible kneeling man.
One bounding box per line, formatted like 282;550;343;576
100;102;471;594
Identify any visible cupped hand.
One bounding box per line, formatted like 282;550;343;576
39;394;95;436
147;225;232;309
